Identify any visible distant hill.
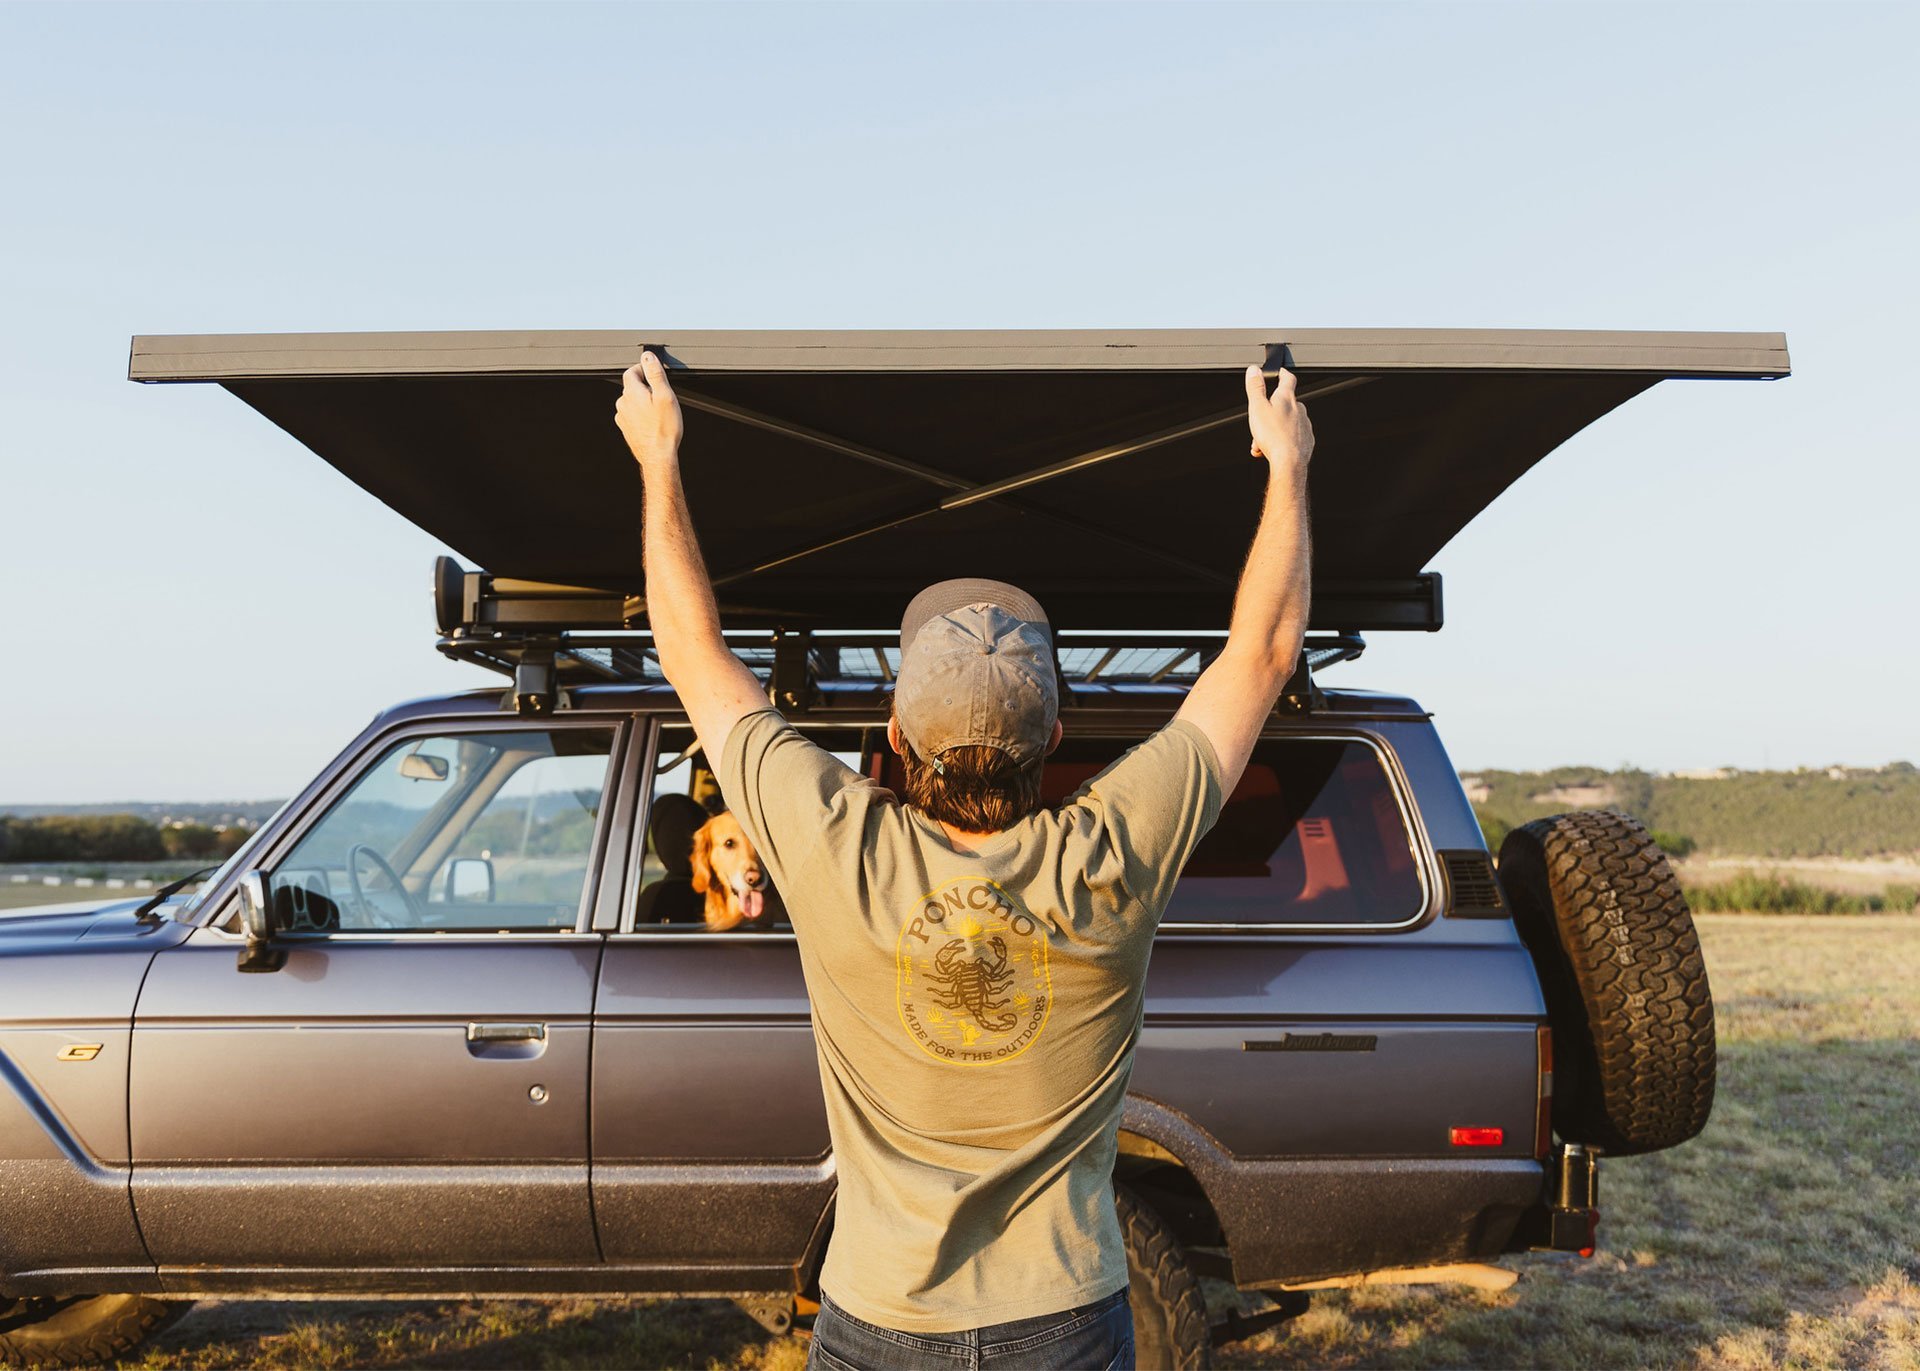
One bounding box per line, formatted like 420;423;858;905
1463;764;1920;858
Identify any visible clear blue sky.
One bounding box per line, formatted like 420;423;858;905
1;1;1913;804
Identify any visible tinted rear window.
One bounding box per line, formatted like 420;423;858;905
1173;737;1422;926
879;733;1425;928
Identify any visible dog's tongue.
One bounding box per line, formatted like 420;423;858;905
741;888;766;921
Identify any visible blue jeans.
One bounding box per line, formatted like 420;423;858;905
807;1287;1134;1371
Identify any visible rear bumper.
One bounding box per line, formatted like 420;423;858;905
1121;1097;1545;1289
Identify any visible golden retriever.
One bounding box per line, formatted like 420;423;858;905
689;811;781;931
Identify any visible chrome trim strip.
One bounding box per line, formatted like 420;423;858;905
124;1015;594;1029
197;924;594;946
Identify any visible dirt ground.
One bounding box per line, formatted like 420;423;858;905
112;914;1920;1371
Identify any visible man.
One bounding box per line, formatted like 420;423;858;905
616;352;1314;1370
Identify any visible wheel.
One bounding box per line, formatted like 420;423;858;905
1497;810;1716;1155
0;1294;192;1367
1117;1183;1211;1371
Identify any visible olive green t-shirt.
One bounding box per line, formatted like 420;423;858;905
719;709;1224;1333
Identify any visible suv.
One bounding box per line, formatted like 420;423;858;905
0;329;1785;1368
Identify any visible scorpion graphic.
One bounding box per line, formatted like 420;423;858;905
927;936;1018;1032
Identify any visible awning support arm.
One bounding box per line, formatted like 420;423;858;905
704;376;1373;589
941;374;1372;510
676;391;971;492
690;402;1233;590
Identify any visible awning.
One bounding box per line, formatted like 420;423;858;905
129;328;1787;630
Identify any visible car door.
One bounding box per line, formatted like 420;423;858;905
129;719;624;1273
589;722;838;1285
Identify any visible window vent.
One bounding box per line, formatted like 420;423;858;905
1440;850;1509;919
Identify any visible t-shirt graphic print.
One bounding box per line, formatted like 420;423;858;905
897;876;1051;1065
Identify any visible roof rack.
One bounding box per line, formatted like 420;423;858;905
432;558;1378;715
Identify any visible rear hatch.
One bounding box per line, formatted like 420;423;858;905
128;328;1786;629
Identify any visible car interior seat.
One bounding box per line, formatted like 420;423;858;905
633;792;711;925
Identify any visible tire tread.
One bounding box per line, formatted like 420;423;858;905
1498;810;1716;1155
1117;1184;1211;1370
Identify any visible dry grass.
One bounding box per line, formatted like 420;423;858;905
123;915;1920;1371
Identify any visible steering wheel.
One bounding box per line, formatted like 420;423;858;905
346;844;423;929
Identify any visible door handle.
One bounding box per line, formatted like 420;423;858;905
466;1022;546;1044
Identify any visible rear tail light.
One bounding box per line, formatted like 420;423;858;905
1535;1024;1554;1157
1449;1126;1504;1147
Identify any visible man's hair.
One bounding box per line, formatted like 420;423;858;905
893;705;1046;832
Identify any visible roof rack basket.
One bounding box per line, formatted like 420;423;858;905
431;557;1418;714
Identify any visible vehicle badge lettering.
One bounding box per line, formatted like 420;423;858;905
57;1043;104;1062
897;877;1050;1067
1242;1033;1379;1053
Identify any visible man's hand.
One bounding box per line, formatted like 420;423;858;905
617;351;684;468
1244;365;1315;468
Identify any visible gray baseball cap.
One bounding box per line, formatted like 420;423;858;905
895;578;1058;765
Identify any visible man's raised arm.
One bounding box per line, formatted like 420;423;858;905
1173;365;1317;793
616;351;770;763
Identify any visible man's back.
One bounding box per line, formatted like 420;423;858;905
720;710;1223;1331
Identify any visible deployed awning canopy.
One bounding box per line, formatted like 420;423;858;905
129;328;1787;630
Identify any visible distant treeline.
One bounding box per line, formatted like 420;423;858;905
0;813;252;863
1470;764;1920;859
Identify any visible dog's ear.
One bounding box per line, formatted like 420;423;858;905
689;825;713;894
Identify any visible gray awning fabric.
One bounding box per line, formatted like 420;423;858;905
130;329;1788;629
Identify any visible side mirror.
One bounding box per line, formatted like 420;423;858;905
236;871;286;974
446;857;496;904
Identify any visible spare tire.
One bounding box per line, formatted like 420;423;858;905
1497;810;1715;1156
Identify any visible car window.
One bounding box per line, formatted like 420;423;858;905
630;724;863;933
1076;736;1422;926
266;727;616;934
874;734;1425;928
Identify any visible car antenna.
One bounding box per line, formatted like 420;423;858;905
132;865;220;923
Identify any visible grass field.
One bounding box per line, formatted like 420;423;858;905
115;914;1920;1371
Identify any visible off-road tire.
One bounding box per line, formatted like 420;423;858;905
0;1293;192;1367
1498;810;1716;1156
1117;1183;1210;1371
